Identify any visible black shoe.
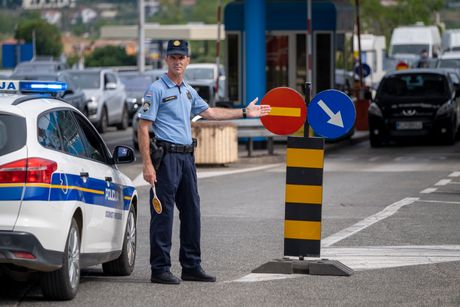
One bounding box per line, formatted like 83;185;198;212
151;271;181;284
181;267;216;282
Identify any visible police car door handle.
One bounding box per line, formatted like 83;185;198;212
105;176;112;182
80;172;89;178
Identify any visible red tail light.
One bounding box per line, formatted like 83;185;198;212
0;158;57;184
14;251;36;260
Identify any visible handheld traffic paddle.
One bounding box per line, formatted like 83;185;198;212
151;185;162;214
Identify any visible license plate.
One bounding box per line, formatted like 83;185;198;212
396;121;423;130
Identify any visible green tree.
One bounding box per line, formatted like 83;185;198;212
358;0;445;41
15;19;63;57
85;45;136;67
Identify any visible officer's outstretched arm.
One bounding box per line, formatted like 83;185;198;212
138;120;156;185
200;97;270;120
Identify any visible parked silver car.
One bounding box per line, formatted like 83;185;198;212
68;69;128;133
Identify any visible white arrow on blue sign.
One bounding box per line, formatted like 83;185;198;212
308;89;356;139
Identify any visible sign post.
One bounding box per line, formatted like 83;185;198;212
254;86;354;276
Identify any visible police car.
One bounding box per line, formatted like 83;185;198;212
0;80;138;300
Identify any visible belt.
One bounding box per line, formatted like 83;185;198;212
157;140;195;153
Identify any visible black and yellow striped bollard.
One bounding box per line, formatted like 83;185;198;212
284;136;324;257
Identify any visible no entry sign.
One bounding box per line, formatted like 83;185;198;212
260;87;307;135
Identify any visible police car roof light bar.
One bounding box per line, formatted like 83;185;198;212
20;80;67;93
0;80;68;94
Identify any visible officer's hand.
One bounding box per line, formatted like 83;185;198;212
246;97;271;118
143;163;157;185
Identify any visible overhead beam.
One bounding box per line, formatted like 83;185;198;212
101;24;226;40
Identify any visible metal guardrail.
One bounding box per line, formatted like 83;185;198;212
229;119;277;157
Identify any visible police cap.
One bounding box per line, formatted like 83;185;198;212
166;40;189;56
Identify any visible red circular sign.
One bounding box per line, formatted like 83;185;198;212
260;87;307;135
396;61;409;70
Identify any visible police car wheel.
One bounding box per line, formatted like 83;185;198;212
40;218;80;300
102;205;136;276
116;105;129;130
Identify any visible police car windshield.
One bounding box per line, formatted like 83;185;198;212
0;114;26;156
69;72;100;89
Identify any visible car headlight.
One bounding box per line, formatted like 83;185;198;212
436;101;453;117
87;96;99;115
368;102;383;117
126;97;137;104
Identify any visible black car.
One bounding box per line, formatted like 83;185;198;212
10;71;88;115
369;69;460;147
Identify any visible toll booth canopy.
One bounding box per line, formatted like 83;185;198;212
224;0;354;107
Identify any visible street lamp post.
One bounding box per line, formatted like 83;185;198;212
138;0;145;73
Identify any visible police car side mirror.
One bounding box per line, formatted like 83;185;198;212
112;145;135;164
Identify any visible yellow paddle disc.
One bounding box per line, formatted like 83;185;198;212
152;185;162;214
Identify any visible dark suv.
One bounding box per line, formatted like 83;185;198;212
368;69;460;146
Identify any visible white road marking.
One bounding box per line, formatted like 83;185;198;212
323;245;460;271
230;273;304;283
449;171;460;177
446;181;460;185
232;245;460;282
435;179;451;186
321;197;419;248
197;163;282;179
132;163;283;187
421;187;437;194
418;199;460;205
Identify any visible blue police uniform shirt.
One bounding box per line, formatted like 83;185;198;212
138;73;209;145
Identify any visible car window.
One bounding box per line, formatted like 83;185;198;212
119;74;153;91
0;114;26;155
105;73;117;84
37;112;62;151
62;74;78;91
56;110;87;157
438;59;460;69
69;71;100;89
73;112;110;164
185;68;214;81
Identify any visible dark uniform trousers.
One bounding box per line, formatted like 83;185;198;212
149;152;201;275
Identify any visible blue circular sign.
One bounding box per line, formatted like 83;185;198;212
354;63;371;78
308;89;356;139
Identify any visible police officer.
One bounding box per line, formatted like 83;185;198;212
138;39;271;285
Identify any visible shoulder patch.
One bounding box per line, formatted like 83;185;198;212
142;100;151;112
162;95;177;103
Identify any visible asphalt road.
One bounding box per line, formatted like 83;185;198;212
1;128;460;306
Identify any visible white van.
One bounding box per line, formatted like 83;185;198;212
442;29;460;52
389;25;441;59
